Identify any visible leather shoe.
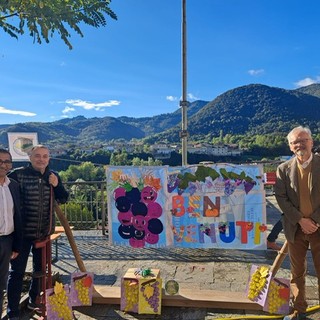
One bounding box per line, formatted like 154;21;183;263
267;240;282;250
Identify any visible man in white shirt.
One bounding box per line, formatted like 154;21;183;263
0;149;22;316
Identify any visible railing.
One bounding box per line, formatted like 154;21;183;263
56;180;107;234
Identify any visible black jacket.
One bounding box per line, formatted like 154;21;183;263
8;165;68;240
8;178;23;252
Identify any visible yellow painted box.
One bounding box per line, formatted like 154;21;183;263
120;268;162;314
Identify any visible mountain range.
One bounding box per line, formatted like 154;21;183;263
1;83;320;146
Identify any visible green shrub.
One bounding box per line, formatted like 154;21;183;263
56;202;95;230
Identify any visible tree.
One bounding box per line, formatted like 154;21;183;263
0;0;117;49
110;150;130;166
131;156;162;166
59;161;105;181
60;201;95;229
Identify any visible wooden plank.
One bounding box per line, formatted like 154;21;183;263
92;285;263;311
93;286;121;305
50;233;62;241
54;226;74;233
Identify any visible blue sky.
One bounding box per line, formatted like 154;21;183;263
1;0;320;125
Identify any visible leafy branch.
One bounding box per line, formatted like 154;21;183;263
0;0;117;49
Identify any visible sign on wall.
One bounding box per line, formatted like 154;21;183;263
107;164;266;250
7;132;38;161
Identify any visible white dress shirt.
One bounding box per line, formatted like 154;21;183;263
0;176;14;235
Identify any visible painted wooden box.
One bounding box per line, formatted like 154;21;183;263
120;268;162;314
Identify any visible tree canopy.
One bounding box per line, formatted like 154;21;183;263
59;161;105;181
0;0;117;49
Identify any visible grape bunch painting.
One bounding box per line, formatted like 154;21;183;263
70;272;94;306
138;279;162;314
120;268;162;315
112;170;164;248
46;283;73;320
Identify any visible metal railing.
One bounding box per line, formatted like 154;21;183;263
56;180;107;234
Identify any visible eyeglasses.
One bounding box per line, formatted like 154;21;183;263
0;160;13;166
289;138;310;146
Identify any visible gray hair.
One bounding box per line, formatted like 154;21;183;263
287;126;312;143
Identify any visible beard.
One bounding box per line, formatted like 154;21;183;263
296;150;305;157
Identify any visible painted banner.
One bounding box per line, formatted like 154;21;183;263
167;164;266;249
107;166;169;247
107;164;266;250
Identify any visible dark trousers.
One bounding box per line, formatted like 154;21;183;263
6;238;42;318
267;218;283;242
0;234;13;313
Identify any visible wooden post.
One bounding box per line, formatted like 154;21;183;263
54;203;87;272
269;240;288;276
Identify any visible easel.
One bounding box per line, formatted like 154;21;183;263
29;204;85;319
54;204;86;272
270;240;288;275
33;236;53;318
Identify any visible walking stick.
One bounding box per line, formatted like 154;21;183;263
54;202;87;272
269;240;288;276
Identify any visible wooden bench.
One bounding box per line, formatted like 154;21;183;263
92;285;263;311
50;231;63;263
50;226;74;262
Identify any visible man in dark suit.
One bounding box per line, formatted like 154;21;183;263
0;149;22;315
275;126;320;320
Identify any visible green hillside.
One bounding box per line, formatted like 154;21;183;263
1;83;320;146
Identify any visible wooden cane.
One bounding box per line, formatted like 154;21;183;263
269;240;288;276
54;203;87;272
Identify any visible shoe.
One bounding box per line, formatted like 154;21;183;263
267;240;282;250
27;300;43;311
283;310;307;320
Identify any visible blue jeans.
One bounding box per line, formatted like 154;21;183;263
267;218;283;242
7;238;42;318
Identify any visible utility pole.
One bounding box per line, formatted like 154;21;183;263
180;0;189;166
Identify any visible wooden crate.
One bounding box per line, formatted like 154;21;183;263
120;268;162;314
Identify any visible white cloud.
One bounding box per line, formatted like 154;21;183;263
166;95;178;102
65;99;120;111
167;93;199;102
0;106;36;116
248;69;265;76
188;93;199;101
294;76;320;88
62;106;75;114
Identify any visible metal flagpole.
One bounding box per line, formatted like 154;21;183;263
180;0;189;166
